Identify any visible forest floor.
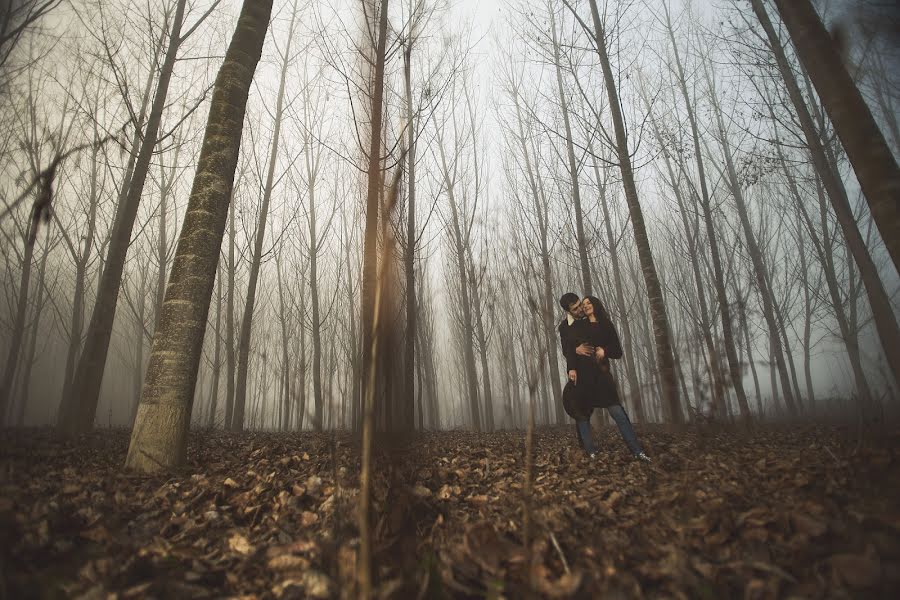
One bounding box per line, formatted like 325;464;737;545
1;423;899;599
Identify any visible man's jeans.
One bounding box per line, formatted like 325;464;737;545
576;404;643;456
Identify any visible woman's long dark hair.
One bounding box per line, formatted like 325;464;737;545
584;296;612;324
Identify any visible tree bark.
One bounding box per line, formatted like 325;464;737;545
124;0;273;472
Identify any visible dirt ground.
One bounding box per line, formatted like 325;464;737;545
1;423;898;599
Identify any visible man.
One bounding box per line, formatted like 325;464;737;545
557;292;591;384
558;292;593;445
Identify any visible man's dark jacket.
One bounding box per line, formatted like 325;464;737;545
557;317;578;373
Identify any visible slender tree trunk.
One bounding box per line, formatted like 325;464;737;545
769;333;781;416
208;261;223;428
707;71;798;416
797;225;816;411
751;0;900;391
124;0;274;472
225;191;236;429
468;255;494;431
509;88;564;423
769;0;900;270
739;298;764;416
590;150;645;422
276;256;290;432
648;108;727;418
0;219;37;419
232;5;295;431
661;5;750;418
60;140;101;407
550;4;591;294
437;139;482;431
306;159;323;432
403;35;417;433
62;0;188;435
585;0;682;422
12;232;51;425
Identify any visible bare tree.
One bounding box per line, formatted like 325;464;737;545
232;0;298;431
770;0;900;271
566;0;683;423
125;0;273;472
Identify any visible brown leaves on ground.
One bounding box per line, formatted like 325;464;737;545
0;423;898;598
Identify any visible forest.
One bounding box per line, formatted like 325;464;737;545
1;0;899;597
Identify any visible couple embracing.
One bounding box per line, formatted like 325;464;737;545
557;293;651;462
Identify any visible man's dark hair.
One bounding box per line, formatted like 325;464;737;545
559;292;579;311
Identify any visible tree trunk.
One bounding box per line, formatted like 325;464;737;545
403;35;417;432
437;136;482;431
232;4;295;431
706;66;798;416
225;191;237;429
585;0;682;422
124;0;273;472
770;0;900;271
468;253;494;431
751;0;900;392
208;261;223;428
590;149;645;422
509;85;564;424
550;4;591;294
12;231;51;425
61;0;188;435
359;0;391;437
661;4;750;419
60;138;101;409
0;218;37;420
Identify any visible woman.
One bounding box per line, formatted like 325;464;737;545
570;296;650;462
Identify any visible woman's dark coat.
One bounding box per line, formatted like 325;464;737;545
563;317;624;417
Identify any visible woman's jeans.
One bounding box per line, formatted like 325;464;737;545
576;404;643;456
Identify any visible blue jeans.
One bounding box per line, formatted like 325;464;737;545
576;404;643;456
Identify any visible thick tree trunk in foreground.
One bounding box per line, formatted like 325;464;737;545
585;0;682;423
125;0;273;473
61;0;187;435
771;0;900;272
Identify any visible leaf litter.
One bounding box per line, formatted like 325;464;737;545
0;423;898;598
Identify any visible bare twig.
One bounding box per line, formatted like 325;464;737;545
0;128;124;232
549;531;570;574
